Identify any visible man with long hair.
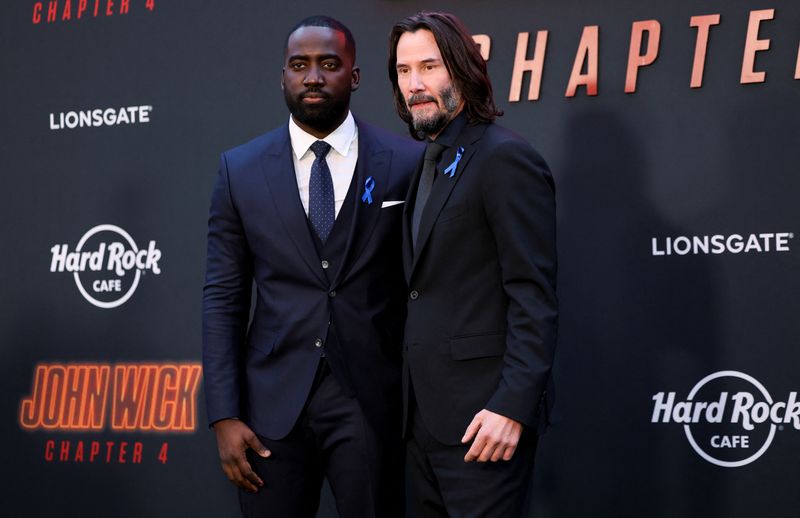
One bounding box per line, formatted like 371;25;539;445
388;11;558;516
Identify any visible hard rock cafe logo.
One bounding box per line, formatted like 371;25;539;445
651;371;797;467
50;224;162;308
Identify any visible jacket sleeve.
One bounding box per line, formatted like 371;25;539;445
202;153;253;426
480;138;558;427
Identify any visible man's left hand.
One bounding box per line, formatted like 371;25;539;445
461;409;522;462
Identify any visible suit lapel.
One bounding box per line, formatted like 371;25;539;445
331;123;391;288
260;124;326;286
410;123;487;277
402;152;425;282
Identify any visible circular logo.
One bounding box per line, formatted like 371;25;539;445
73;225;142;308
683;370;776;467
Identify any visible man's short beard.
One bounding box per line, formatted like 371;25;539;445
284;88;350;134
410;86;461;139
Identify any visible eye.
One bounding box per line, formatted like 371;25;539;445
424;63;435;71
397;66;409;75
322;61;339;70
290;62;305;70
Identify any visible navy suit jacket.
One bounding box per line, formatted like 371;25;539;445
402;120;558;445
203;119;422;440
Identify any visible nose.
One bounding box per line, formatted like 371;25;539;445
304;64;324;86
408;70;424;94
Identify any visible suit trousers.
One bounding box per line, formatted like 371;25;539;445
406;394;538;518
239;359;403;518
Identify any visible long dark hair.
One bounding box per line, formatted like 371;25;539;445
388;11;502;138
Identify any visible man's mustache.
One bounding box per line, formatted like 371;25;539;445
407;94;437;106
300;88;329;100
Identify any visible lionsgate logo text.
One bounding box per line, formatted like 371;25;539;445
651;232;792;256
651;371;797;467
50;224;161;308
49;106;152;130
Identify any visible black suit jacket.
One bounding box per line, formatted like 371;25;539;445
402;120;558;445
203;119;422;440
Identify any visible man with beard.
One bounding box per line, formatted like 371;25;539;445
203;15;421;518
388;12;558;517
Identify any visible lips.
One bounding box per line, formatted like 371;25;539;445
301;91;329;104
407;94;437;110
410;101;435;110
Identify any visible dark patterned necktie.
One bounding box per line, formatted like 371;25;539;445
309;140;334;242
411;142;446;249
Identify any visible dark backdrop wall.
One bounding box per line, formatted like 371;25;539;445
2;1;798;516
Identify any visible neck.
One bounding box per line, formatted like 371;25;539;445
292;111;349;140
429;104;464;141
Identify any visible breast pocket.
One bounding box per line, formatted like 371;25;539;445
436;201;469;225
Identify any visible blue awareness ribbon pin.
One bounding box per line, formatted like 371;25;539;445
361;176;375;204
443;147;465;178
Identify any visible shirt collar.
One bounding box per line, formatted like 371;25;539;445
288;111;357;160
429;110;468;149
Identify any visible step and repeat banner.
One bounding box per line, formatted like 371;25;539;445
2;1;798;516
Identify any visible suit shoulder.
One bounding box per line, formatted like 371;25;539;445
482;123;538;152
220;126;286;169
480;122;549;169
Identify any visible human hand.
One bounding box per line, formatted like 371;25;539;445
213;418;270;492
461;409;522;462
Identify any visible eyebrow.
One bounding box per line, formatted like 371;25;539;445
397;57;441;67
287;53;343;62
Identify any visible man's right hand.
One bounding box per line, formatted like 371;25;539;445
213;418;271;493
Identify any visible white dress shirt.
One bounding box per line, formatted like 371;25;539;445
288;111;358;218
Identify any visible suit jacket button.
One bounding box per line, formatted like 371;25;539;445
328;290;336;298
314;338;323;347
409;290;419;300
321;260;329;269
